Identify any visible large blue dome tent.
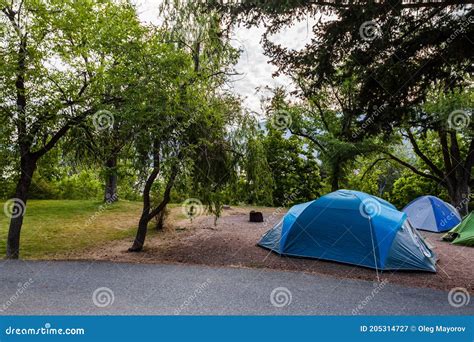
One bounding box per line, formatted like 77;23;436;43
402;195;461;233
258;190;437;272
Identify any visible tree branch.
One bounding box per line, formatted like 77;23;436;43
305;0;467;9
288;127;327;154
382;151;445;185
147;160;180;220
405;129;445;179
360;157;389;181
437;129;454;177
463;137;474;179
31;108;95;158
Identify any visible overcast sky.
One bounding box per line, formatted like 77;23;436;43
136;0;315;115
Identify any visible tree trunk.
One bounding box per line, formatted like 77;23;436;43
448;182;470;217
407;129;472;217
128;171;157;252
128;140;160;252
6;155;37;259
104;155;118;203
155;203;168;230
331;176;339;192
442;132;471;217
331;163;340;191
129;155;180;252
128;215;149;252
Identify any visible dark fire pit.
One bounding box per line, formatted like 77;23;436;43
249;210;264;222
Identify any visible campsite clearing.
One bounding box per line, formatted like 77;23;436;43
60;207;474;293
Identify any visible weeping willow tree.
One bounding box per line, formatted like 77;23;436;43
128;0;243;252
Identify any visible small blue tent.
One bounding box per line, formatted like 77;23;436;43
402;196;461;233
258;190;436;272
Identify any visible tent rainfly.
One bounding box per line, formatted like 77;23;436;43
402;196;461;233
443;212;474;247
258;190;437;272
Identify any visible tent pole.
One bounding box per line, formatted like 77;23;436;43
368;218;380;282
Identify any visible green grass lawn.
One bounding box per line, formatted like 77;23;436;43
0;200;144;259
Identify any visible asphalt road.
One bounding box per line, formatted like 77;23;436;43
0;261;472;315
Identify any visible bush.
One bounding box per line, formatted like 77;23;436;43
29;173;61;199
56;170;102;200
388;172;448;209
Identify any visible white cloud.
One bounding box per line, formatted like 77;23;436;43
136;1;316;115
133;0;162;25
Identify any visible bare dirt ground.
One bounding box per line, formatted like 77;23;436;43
64;207;473;293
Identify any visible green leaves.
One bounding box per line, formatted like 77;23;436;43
0;0;147;156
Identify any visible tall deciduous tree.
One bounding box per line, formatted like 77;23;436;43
388;88;473;215
0;0;143;258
